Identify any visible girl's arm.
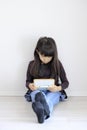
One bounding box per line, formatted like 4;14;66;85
26;61;39;91
26;61;34;89
59;61;69;90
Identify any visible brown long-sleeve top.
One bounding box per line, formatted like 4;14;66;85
26;60;69;91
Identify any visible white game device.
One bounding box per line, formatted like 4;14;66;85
34;79;55;88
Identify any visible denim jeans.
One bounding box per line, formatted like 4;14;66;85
30;89;64;114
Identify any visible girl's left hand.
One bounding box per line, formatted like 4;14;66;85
48;85;62;92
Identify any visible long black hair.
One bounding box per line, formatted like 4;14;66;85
30;37;60;78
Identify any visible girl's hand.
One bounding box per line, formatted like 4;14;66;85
28;83;38;91
48;85;62;92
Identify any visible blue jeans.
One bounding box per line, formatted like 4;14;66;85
30;90;64;114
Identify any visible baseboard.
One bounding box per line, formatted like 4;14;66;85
0;91;26;96
0;90;87;96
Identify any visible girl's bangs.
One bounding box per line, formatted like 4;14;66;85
39;48;54;56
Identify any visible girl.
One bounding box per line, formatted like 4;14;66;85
25;37;69;123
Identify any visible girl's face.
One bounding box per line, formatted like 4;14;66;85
38;52;53;64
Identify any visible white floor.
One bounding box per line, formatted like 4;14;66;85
0;96;87;130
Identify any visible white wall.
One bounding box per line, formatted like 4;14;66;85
0;0;87;96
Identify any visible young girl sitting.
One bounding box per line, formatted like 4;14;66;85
25;37;69;123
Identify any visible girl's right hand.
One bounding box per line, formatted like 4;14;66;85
28;83;38;91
